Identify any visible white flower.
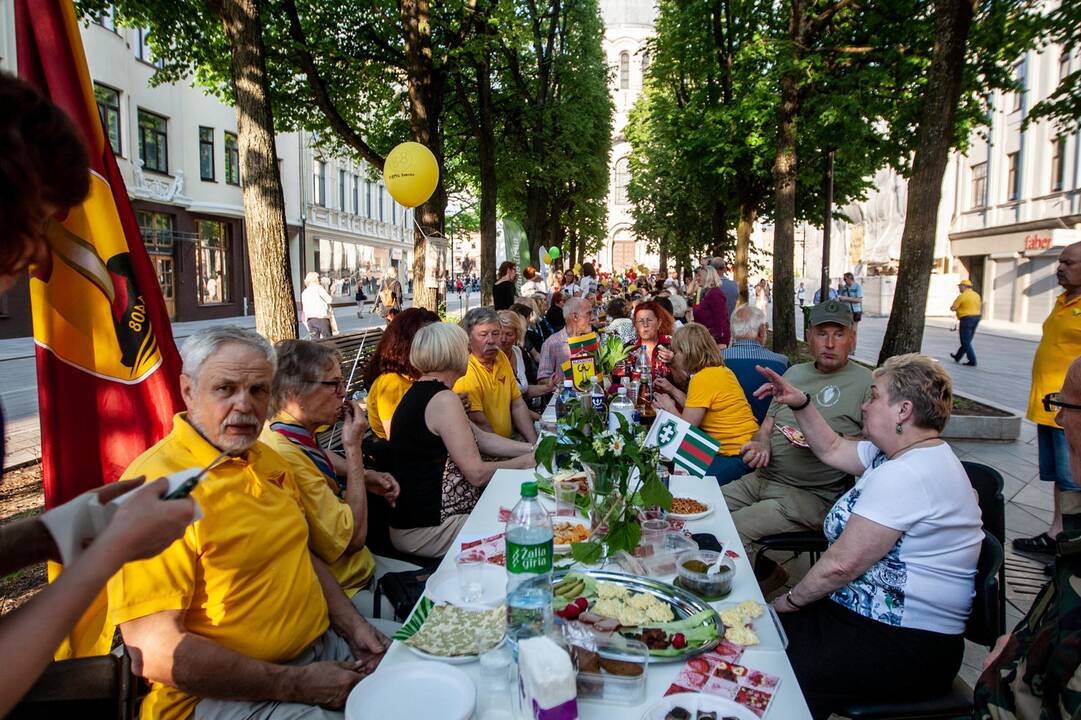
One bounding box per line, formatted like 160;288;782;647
592;438;607;455
609;435;626;456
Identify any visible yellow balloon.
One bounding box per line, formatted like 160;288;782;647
383;142;439;208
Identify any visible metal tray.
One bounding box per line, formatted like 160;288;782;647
553;568;723;663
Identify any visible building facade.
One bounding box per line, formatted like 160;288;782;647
0;5;414;338
600;0;657;274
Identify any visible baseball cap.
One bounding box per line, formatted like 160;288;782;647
809;299;853;328
958;279;973;287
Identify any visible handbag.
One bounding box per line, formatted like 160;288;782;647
440;458;483;523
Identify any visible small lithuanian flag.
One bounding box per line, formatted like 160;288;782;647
567;332;600;355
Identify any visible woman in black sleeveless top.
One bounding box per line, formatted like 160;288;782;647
388;323;536;558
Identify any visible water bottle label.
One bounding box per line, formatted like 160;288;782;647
590;395;605;414
506;540;553;574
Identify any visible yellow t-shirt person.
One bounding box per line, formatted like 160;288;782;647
453;351;522;437
685;365;759;456
367;372;413;439
1028;292;1081;427
107;414;329;720
260;412;375;596
951;288;982;318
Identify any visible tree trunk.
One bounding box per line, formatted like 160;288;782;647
401;0;441;312
526;187;549;265
215;0;296;342
735;201;755;306
878;0;975;363
770;0;805;356
476;54;497;308
710;199;728;257
658;240;668;276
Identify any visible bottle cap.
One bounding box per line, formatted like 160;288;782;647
520;481;538;497
563;380;573;388
617;387;627;396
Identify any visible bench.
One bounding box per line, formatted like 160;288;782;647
314;326;385;452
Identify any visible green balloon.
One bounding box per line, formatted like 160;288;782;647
550;247;561;259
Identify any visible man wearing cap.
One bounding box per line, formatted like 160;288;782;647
727;300;872;590
949;279;982;366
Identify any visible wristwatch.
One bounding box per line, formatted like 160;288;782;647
791;392;812;411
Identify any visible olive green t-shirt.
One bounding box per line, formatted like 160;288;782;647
761;360;873;499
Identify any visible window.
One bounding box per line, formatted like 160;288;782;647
971;162;988;208
641;52;650;75
137;109;168;173
1006;152;1019;201
378;184;385;221
224;132;239;185
135;28;162;68
352;174;359;213
1010;62;1024;112
136;210;174;251
366;181;373;217
614;156;630;205
199;127;215;181
1060;51;1071;83
94;83;121;155
1052;136;1066;192
195;220;231;305
314;159;326;206
339;169;346;209
91;6;116;32
619;52;630;90
392;202;397;224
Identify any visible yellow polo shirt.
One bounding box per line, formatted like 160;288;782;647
260;413;375;596
107;414;329;720
685;365;759;456
367;372;413;439
1028;292;1081;427
453;351;522;437
951;289;982;318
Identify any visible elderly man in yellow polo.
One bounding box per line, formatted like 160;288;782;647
108;327;388;720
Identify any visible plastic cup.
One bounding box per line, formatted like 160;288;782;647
640;518;670;543
554;480;579;517
456;551;485;604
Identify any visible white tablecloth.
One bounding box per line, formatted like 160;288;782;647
361;469;812;719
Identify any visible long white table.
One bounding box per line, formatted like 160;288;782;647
364;469;812;719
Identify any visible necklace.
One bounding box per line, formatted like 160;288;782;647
888;435;940;460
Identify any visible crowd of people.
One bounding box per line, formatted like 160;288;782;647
4;71;1081;720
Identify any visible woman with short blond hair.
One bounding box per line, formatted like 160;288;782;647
388;323;535;557
653;323;758;485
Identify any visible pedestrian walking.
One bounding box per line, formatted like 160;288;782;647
837;273;863;322
301;272;334;339
1014;242;1081;557
797;282;806;307
949;279;982;366
375;267;403;318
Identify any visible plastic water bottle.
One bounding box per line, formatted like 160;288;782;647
506;481;554;654
555;380;577;442
608;386;636;431
588;375;605;416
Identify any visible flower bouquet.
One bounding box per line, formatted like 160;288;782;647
536;400;672;564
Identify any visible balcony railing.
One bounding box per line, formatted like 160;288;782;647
139;228;200;254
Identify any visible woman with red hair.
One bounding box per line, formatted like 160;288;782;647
363;307;440;440
613;301;675;384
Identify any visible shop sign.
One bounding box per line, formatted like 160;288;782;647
1024;234;1053;251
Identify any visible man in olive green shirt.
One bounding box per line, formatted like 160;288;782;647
725;301;873;569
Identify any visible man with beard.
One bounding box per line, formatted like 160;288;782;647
108;326;389;719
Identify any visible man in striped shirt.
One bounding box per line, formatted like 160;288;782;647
537;297;594;379
722;305;791;423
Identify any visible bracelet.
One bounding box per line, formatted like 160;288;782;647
785;590;805;609
791;392;812;411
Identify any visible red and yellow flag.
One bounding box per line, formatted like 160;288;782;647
16;0;184;656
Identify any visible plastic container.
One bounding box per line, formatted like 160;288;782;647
568;635;649;706
675;550;736;600
506;482;554;652
636;532;699;577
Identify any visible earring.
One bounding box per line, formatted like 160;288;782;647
895;423;903;434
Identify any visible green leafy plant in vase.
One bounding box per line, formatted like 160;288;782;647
536;400;672;564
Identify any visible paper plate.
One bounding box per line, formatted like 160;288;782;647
668;499;714;521
345;661;475;720
641;692;758;720
425;563;506;609
403;635;506;665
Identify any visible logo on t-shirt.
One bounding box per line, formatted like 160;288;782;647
816;385;841;408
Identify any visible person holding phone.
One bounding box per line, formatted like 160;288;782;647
0;72;196;716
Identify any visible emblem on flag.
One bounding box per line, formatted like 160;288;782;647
644;409;721;478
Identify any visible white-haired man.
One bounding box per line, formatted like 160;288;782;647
302;272;334;340
537;296;595;379
108;327;389;719
723;305;791;423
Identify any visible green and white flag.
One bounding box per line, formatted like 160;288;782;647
645;409;721;477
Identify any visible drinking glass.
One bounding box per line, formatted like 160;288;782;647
476;642;515;719
554;480;579;517
456;550;486;604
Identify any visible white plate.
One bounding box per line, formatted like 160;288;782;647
641;692;759;720
402;635;506;665
345;661;475;720
553;521;590;554
425;563;506;609
669;499;714;521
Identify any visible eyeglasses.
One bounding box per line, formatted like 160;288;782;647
312;378;346;393
635;317;658;326
1043;392;1081;412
